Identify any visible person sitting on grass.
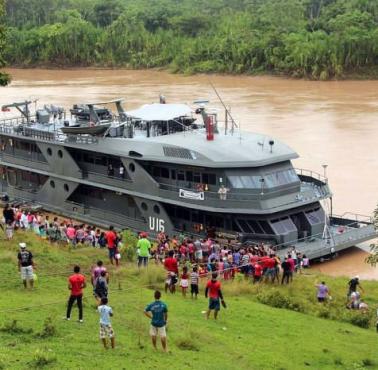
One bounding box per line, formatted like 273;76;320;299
98;297;115;349
144;290;168;352
205;272;226;320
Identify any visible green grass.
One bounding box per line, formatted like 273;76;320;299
1;231;378;369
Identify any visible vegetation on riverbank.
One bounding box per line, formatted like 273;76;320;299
2;0;378;80
0;0;10;85
1;231;378;369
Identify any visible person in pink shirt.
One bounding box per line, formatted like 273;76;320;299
66;224;76;244
287;254;295;282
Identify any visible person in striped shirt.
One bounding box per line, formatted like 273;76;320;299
190;266;199;299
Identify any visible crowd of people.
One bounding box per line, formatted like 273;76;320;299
4;204;373;351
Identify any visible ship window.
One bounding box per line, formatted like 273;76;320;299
47;148;52;156
171;169;176;180
161;168;169;179
129;163;135;172
50;180;55;188
153;205;160;214
152;167;161;177
95;156;107;166
58;150;63;158
193;172;201;183
186;171;193;182
177;207;190;220
83;153;94;164
64;184;69;192
177;171;185;181
228;176;260;189
202;173;216;185
141;202;148;211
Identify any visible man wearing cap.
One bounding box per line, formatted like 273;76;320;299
17;243;35;289
137;232;151;268
347;275;364;300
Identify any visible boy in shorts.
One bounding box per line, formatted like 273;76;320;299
98;297;115;349
205;272;226;320
144;290;168;352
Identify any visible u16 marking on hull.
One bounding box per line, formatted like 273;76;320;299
149;217;165;232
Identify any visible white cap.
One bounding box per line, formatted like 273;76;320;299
355;275;359;279
19;242;26;249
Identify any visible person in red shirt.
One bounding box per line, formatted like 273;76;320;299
253;262;263;283
105;225;118;266
205;272;226;320
287;254;295;282
66;265;86;322
164;251;178;294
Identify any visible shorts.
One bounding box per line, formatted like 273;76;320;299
191;284;199;295
150;325;166;338
100;324;114;339
180;279;189;288
108;248;116;259
195;250;203;260
21;265;33;280
166;273;177;286
208;298;220;311
317;297;325;302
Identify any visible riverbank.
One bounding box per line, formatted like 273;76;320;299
5;65;378;81
1;231;378;369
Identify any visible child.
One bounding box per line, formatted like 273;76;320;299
5;220;13;240
98;297;115;349
94;270;108;303
190;266;199;299
180;266;189;297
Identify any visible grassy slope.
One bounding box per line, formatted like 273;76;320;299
1;232;378;370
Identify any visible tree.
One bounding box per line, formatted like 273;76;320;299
0;0;10;85
365;205;378;266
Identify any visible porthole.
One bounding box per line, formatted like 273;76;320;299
50;180;55;188
141;202;148;211
129;163;135;172
64;184;69;192
58;150;63;158
153;205;160;214
47;148;52;156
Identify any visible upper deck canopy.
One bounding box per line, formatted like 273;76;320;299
125;103;192;121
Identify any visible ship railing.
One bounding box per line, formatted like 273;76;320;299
332;212;373;224
0;116;101;145
273;217;375;251
158;181;330;203
295;168;327;185
83;170;132;183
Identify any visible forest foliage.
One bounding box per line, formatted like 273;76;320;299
3;0;378;79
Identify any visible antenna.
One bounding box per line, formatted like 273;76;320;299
208;80;238;135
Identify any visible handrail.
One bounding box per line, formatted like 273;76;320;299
273;217;374;250
295;168;327;183
158;180;329;202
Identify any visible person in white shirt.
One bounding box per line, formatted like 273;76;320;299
98;297;115;349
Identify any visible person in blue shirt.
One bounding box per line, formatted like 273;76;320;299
97;297;115;349
144;290;168;352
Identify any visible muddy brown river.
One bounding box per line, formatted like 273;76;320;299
1;68;377;278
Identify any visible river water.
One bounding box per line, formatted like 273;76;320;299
1;68;378;278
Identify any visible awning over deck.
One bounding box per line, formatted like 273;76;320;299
125;103;192;121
